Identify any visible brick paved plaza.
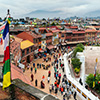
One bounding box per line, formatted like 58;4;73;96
84;46;100;74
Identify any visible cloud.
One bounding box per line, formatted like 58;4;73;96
0;0;100;18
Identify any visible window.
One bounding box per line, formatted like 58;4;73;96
27;48;29;54
39;38;41;42
31;47;33;52
78;34;83;36
34;39;35;43
36;39;37;43
22;50;25;57
22;60;25;62
61;34;64;37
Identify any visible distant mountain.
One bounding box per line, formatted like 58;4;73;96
24;10;62;18
28;10;61;14
86;10;100;17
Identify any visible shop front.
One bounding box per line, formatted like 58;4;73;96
34;49;39;59
38;48;44;58
47;45;54;54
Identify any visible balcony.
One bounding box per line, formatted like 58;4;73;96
72;36;85;39
46;39;52;43
66;36;72;39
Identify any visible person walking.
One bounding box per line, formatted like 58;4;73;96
31;74;34;82
35;79;38;86
55;87;58;96
69;89;72;98
55;73;58;80
74;91;77;100
48;70;51;77
30;66;33;73
42;75;45;82
35;67;37;74
49;84;52;93
40;64;41;68
41;81;45;88
62;67;64;72
58;73;61;80
63;94;66;100
52;84;54;92
67;83;69;91
47;76;50;83
61;87;64;95
33;63;35;67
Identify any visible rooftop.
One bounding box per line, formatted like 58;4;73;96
21;40;34;50
10;40;20;53
27;31;42;38
50;29;60;33
11;63;32;86
72;30;85;34
46;33;53;36
13;36;23;43
85;29;97;33
39;27;46;30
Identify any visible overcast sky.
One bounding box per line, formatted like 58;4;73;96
0;0;100;18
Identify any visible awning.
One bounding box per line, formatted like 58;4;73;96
39;50;44;53
67;41;86;44
61;43;66;45
47;45;54;50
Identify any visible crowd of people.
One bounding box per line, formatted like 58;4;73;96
48;53;77;100
24;47;78;100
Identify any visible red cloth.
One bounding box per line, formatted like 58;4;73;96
42;75;45;79
59;73;61;77
61;64;63;67
54;81;57;85
61;87;63;92
57;84;59;88
48;71;51;74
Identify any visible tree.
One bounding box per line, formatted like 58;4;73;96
71;58;82;69
73;47;83;57
86;74;94;88
76;43;84;50
86;73;100;93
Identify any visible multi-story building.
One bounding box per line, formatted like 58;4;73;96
17;31;42;59
38;28;47;50
20;40;34;66
59;30;67;46
48;29;60;46
10;38;21;66
85;29;97;45
66;30;86;46
46;32;54;51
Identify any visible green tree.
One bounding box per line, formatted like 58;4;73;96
74;68;80;74
86;73;100;93
73;47;83;57
86;74;94;88
71;58;82;69
76;43;84;50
